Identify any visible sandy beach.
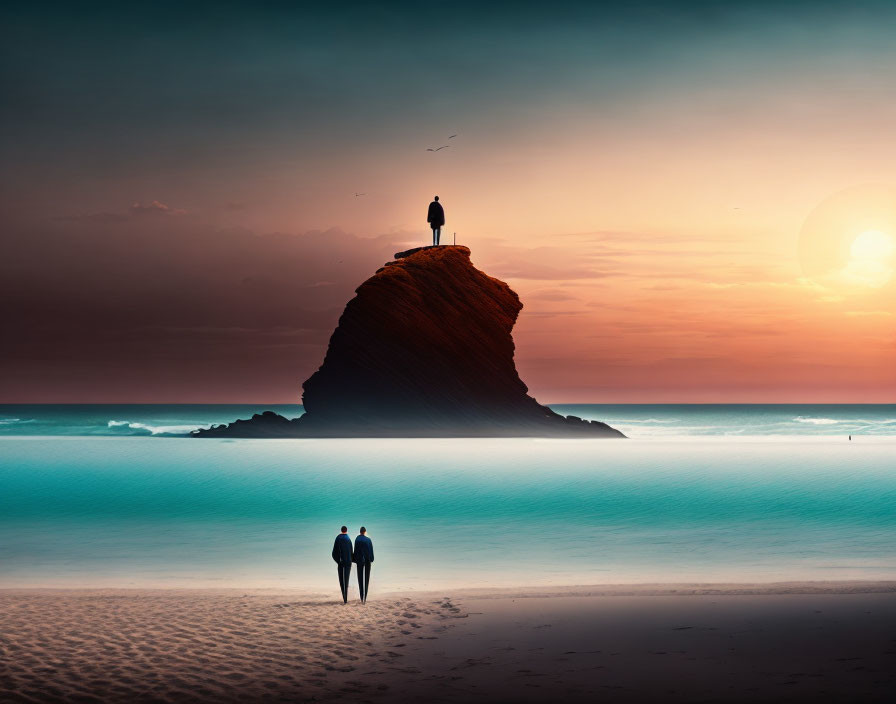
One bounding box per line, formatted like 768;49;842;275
2;582;895;703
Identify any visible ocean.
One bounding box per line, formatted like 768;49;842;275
1;403;895;438
1;404;894;591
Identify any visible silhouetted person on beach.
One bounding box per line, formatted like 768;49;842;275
332;525;353;604
427;196;445;246
353;527;374;604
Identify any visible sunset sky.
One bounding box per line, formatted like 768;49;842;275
2;1;894;402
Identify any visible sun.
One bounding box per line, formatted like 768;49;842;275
799;185;896;291
840;229;895;288
850;229;895;260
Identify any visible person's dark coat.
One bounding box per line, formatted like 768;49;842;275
353;534;374;564
332;533;353;564
427;201;445;229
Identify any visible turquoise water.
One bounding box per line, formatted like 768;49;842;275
1;404;894;437
0;405;305;437
2;409;895;590
552;404;896;438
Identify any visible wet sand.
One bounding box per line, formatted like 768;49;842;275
2;583;895;702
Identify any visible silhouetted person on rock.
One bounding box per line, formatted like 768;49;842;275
353;527;374;604
427;195;445;246
332;525;353;603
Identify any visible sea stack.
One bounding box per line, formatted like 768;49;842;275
193;246;624;438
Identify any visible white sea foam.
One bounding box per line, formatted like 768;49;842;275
1;405;892;438
605;418;680;424
107;420;200;436
793;417;840;425
610;424;721;436
609;414;896;438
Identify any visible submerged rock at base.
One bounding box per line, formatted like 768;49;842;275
198;411;297;437
193;246;624;438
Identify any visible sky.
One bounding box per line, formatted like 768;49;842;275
1;1;894;403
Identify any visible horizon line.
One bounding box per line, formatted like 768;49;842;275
1;401;894;407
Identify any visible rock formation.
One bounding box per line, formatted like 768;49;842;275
193;246;623;438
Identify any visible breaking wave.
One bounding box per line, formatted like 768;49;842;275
107;420;201;436
0;405;893;438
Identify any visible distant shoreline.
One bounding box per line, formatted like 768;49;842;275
3;403;895;437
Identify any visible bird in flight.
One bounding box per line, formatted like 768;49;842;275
448;134;457;139
426;145;450;152
354;192;365;196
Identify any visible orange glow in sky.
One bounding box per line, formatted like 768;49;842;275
2;3;894;402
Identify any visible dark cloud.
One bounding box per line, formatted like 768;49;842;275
56;200;189;223
0;215;404;401
127;200;188;217
54;212;130;224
